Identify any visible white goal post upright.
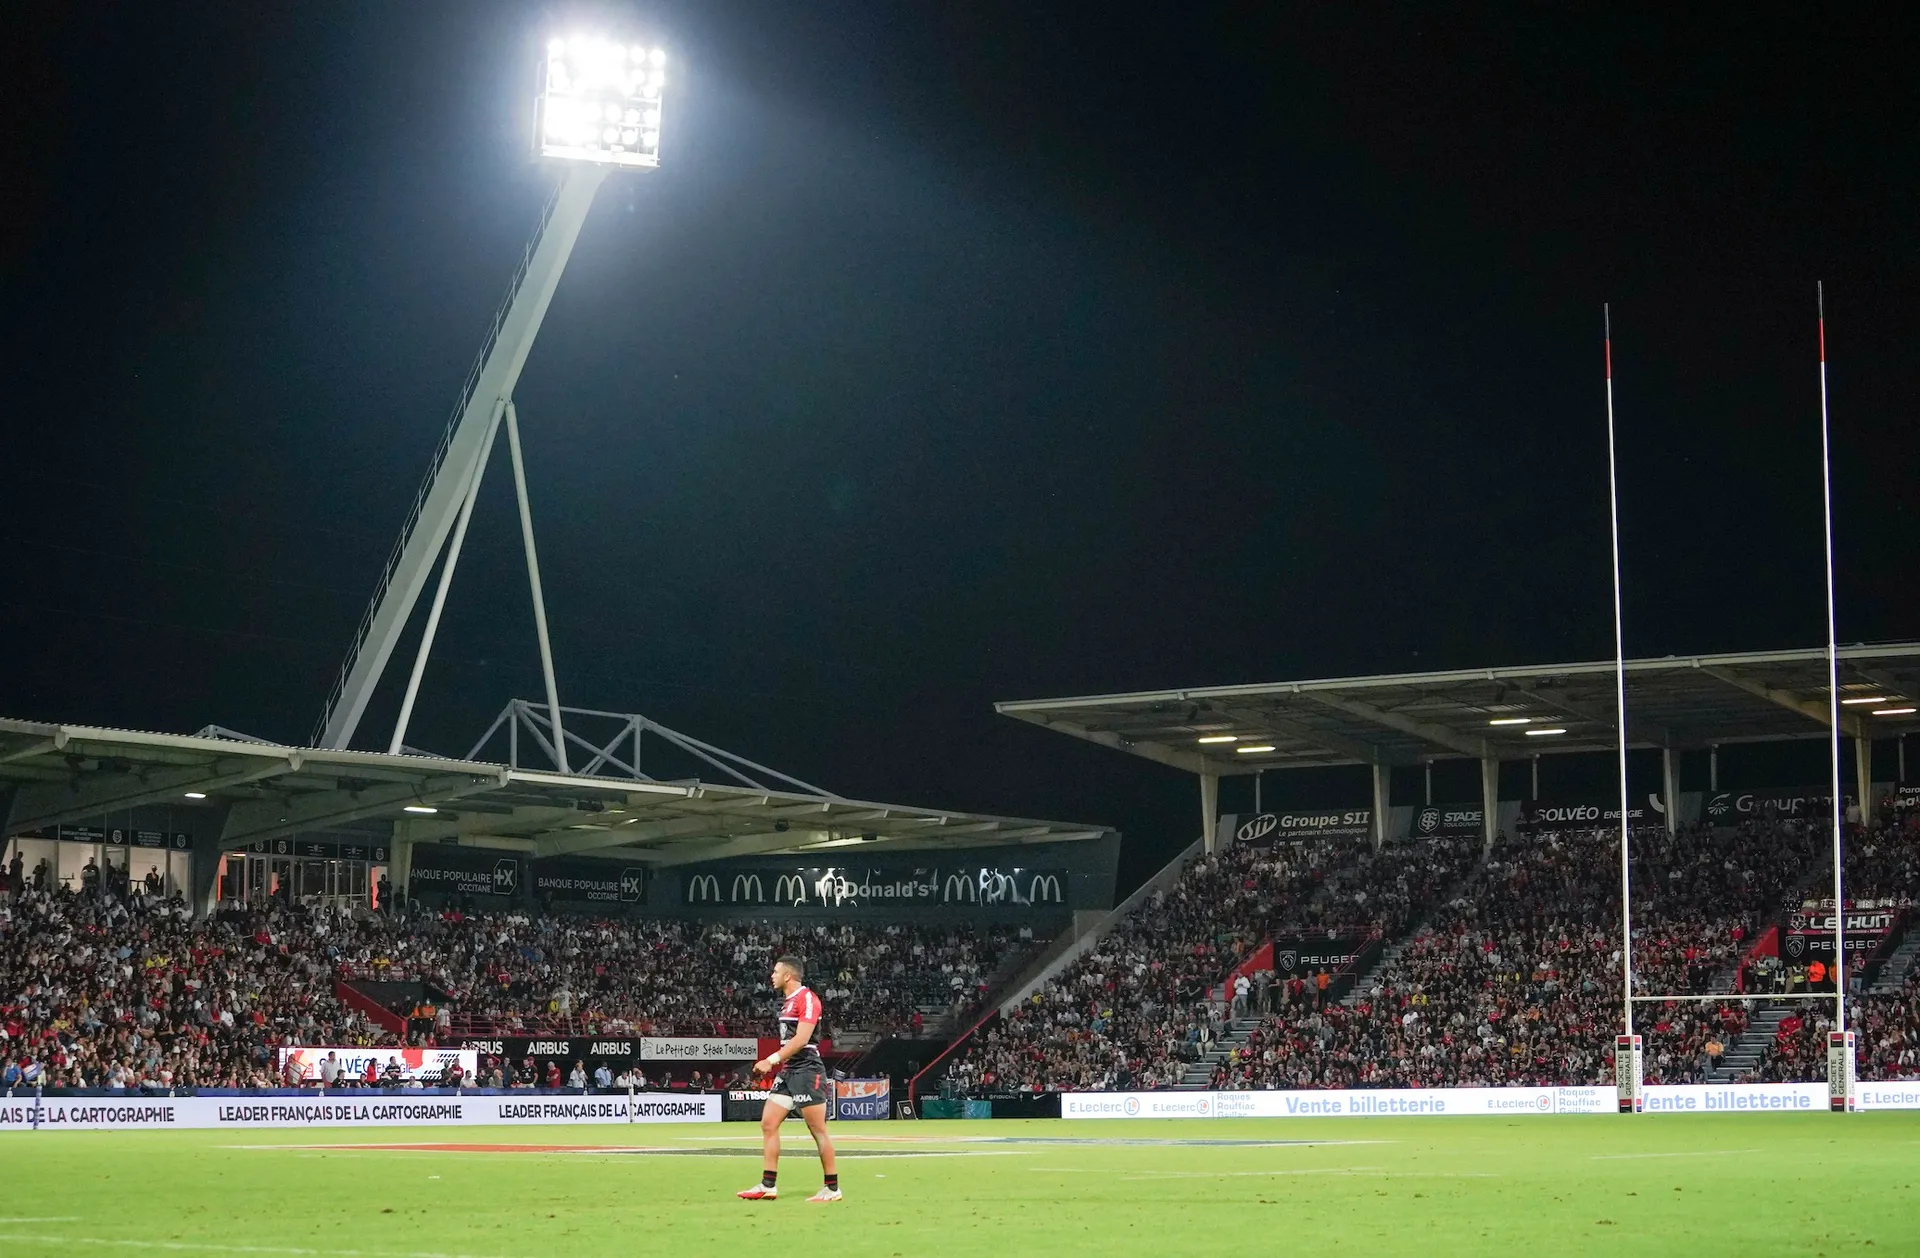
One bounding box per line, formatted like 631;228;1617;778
1602;307;1638;1113
1816;282;1855;1110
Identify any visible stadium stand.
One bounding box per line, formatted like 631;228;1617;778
938;833;1480;1095
935;813;1920;1096
6;812;1915;1096
1;871;1039;1089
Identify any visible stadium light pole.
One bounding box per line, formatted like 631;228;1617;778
317;33;668;760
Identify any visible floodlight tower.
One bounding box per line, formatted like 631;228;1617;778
314;35;668;764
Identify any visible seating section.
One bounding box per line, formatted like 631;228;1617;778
942;835;1479;1094
5;814;1915;1094
0;882;1038;1090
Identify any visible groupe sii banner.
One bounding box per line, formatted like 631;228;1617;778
1221;810;1372;846
451;1036;771;1063
278;1047;478;1083
1058;1082;1920;1120
680;865;1067;911
0;1092;722;1132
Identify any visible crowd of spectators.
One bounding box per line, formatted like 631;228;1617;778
396;913;1034;1040
948;813;1906;1096
0;884;385;1091
943;834;1480;1095
3;866;1038;1091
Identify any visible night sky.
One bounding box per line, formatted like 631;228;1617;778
3;5;1914;890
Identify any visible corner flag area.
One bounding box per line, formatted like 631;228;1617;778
1;1115;1914;1256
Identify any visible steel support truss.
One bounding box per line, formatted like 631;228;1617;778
468;700;841;799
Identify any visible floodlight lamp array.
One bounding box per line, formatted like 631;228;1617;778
537;36;665;168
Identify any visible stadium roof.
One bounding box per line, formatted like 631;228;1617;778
0;717;1110;865
996;643;1920;776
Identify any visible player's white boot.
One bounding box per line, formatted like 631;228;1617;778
806;1186;842;1203
736;1184;778;1200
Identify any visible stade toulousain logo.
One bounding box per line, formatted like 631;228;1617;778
1415;808;1442;836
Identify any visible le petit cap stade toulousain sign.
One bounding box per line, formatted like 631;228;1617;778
1059;1083;1920;1120
0;1093;722;1132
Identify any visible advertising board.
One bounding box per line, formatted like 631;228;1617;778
0;1092;722;1131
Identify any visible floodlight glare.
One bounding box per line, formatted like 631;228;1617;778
1524;727;1568;736
1488;716;1532;726
1840;696;1887;705
538;32;666;168
1235;744;1277;754
1195;734;1238;744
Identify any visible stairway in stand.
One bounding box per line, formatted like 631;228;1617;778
1176;1016;1263;1089
1704;1003;1790;1083
1869;924;1920;997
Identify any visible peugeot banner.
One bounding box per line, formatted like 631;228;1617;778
1267;937;1368;978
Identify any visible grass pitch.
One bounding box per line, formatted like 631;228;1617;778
0;1114;1913;1256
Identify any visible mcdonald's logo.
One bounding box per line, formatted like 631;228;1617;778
1028;874;1063;903
687;874;720;902
731;874;764;903
943;873;977;903
775;874;809;906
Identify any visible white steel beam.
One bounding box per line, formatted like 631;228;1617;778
318;164;607;749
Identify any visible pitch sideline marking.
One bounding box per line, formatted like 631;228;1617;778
0;1237;530;1258
1590;1148;1765;1160
0;1218;84;1223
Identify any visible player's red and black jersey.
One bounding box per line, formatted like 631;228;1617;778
778;986;824;1068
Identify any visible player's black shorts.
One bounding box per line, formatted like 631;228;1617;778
770;1065;827;1110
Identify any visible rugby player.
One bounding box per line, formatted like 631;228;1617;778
737;955;840;1202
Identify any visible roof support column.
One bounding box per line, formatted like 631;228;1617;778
1200;772;1220;854
1531;753;1540;801
1710;745;1719;792
1480;756;1499;857
1661;747;1679;836
1856;736;1873;824
389;836;415;904
189;805;230;921
1424;761;1433;806
1254;770;1263;815
1371;761;1389;853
